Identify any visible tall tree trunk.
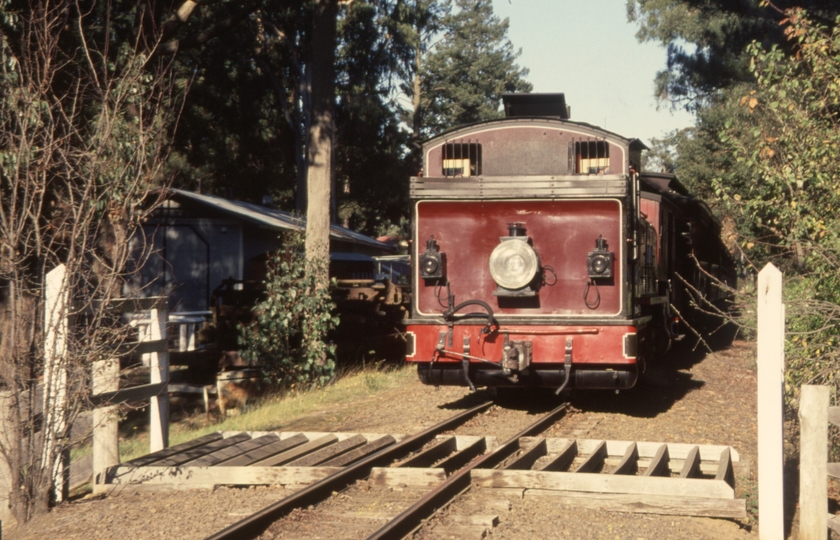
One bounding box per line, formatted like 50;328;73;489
304;0;338;281
410;47;424;176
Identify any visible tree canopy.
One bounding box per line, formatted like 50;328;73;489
629;2;840;399
417;0;532;136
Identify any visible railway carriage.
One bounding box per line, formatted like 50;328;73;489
404;93;735;392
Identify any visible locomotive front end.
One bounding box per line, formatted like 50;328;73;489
405;195;638;392
403;93;665;393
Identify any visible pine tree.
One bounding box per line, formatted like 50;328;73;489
419;0;532;136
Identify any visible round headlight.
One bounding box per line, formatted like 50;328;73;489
489;240;539;290
590;254;609;275
421;257;439;276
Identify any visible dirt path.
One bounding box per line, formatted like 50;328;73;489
9;337;761;540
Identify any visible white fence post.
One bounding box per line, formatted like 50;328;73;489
43;264;69;503
148;306;169;451
91;356;120;494
757;262;785;539
799;384;828;540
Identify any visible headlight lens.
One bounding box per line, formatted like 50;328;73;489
489;240;539;290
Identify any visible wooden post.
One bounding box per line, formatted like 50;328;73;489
799;385;828;540
42;264;69;503
148;306;169;451
91;357;120;494
757;262;785;540
0;389;15;527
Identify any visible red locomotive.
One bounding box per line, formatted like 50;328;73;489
404;93;735;392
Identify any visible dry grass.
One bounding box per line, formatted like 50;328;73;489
111;364;415;463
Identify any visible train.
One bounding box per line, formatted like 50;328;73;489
403;93;735;392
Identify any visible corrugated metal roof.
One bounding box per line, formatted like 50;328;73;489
168;188;393;251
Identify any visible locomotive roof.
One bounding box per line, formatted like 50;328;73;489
424;116;648;153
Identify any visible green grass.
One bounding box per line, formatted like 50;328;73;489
105;364;415;463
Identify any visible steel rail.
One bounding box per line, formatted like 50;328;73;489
204;400;492;540
366;402;569;540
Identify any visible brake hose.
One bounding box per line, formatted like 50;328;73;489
443;299;499;334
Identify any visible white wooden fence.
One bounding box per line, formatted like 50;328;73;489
0;265;172;525
758;263;840;539
89;297;170;494
757;263;785;539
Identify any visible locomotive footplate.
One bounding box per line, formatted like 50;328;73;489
407;320;640;390
417;362;637;390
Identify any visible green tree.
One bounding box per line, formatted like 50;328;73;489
704;10;840;396
419;0;532;136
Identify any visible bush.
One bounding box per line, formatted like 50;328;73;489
238;233;338;388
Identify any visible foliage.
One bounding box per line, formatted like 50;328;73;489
418;0;532;136
0;0;180;522
239;233;339;388
626;0;840;110
709;10;840;400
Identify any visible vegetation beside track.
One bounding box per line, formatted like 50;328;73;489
71;365;415;465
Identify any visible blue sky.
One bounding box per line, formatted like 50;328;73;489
493;0;695;145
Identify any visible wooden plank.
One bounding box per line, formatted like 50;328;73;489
426;525;487;539
538;438;740;462
436;437;486;474
757;262;785;540
103;483;219;497
153;433;252;467
369;467;446;487
446;515;499;527
106;297;167;312
184;434;280;467
471;469;735;499
321;435;396;467
828;513;840;534
715;447;734;488
251;435;338;466
322;510;397;521
104;466;341;486
105;339;168;356
523;490;746;519
828;406;840;428
148;307;169;452
92;357;119;493
287;434;367;467
799;384;829;540
222;434;309;466
455;500;511;514
538;440;577;472
612;442;638;475
502;439;547;471
90;381;168;407
574;440;607;473
398;436;457;468
642;444;670;477
122;433;225;467
679;446;701;479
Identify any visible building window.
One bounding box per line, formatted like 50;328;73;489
442;142;482;177
572;140;610;175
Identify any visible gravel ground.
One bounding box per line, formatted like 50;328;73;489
9;335;764;540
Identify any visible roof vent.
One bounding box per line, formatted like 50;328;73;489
502;93;570;119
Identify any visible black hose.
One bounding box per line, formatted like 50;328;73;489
443;299;499;333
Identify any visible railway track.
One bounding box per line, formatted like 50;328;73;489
203;402;570;540
103;398;742;539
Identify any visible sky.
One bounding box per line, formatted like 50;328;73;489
492;0;695;146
